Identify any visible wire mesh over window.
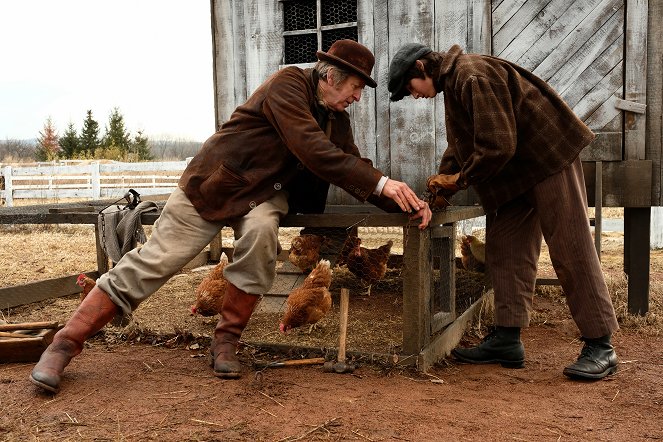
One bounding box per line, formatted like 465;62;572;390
282;0;358;65
321;0;356;26
284;34;318;65
284;0;317;31
322;28;358;52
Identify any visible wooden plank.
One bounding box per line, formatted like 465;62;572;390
402;225;432;354
573;63;622;122
0;272;98;309
624;207;650;315
243;0;283;95
614;97;647;114
497;0;574;62
559;36;623;110
0;329;56;363
583;160;653;207
623;0;648;161
212;0;239;126
647;0;663;205
533;0;623;82
553;7;624;103
469;0;491;54
388;1;436;197
373;0;391;178
434;1;469;175
493;0;549;56
232;0;248;109
515;0;607;71
579;132;622;161
492;0;527;36
418;290;493;372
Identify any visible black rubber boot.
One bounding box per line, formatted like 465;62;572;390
452;326;525;368
563;335;618;380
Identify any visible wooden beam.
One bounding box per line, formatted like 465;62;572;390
402;225;432;354
624;207;651;315
418;290;494;372
583;160;653;207
623;0;649;161
0;272;97;309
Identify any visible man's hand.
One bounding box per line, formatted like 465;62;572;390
409;200;432;230
382;178;423;213
428;193;453;209
426;173;461;193
426;173;462;209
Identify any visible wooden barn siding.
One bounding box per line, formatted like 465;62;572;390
648;0;662;206
211;0;661;207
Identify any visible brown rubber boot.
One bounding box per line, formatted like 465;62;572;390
30;286;119;393
211;283;260;379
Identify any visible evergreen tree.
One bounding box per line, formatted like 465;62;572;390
59;122;79;159
79;110;101;156
103;107;131;157
35;117;60;161
131;130;153;160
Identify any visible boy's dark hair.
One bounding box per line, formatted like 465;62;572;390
403;53;437;84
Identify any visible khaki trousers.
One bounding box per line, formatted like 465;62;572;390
485;157;618;338
97;187;289;315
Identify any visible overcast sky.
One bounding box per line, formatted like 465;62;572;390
0;1;215;142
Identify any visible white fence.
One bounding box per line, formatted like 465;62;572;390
1;159;191;206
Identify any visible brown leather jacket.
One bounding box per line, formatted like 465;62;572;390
180;66;395;221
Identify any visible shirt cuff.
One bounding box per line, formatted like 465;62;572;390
374;175;389;196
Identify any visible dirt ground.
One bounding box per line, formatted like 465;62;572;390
1;222;663;441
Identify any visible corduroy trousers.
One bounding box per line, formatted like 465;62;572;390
485;157;619;338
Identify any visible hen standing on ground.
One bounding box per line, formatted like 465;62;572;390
191;253;229;317
280;259;333;333
288;234;326;273
76;274;96;302
340;236;393;296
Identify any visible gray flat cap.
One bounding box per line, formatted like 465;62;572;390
388;43;432;101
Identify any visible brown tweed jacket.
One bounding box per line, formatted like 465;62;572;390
434;45;595;212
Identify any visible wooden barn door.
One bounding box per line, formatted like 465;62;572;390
493;0;627;161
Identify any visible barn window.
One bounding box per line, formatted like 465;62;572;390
281;0;358;65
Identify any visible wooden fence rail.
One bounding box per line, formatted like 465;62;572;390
1;159;192;206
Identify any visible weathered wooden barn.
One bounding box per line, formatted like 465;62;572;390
211;0;662;312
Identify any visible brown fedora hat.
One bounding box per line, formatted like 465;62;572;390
316;39;377;88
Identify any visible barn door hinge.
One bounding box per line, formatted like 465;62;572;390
614;98;647;114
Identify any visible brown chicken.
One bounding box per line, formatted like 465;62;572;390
341;236;393;296
460;235;486;273
288;234;326;273
191;253;229;317
280;259;333;333
77;274;96;302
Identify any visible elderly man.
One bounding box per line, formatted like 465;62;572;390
31;40;431;393
388;43;618;380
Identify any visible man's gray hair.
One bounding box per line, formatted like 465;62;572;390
314;60;351;86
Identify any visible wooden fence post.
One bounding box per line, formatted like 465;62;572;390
2;166;13;207
91;162;100;199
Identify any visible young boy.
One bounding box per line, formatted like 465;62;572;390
388;43;618;380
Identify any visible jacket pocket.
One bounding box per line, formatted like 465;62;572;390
200;163;249;197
